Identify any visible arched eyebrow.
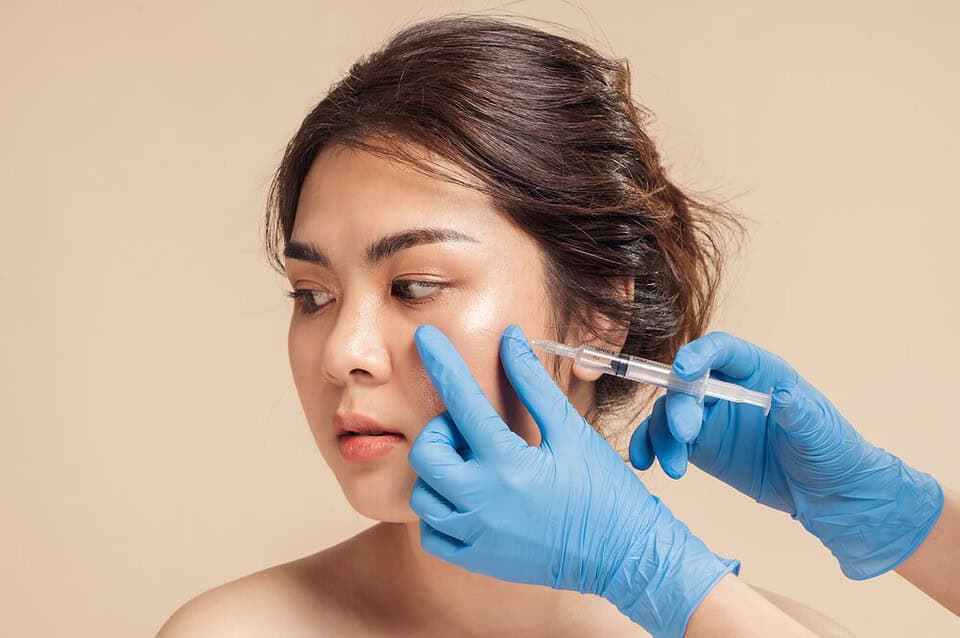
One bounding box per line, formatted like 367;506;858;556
283;227;479;270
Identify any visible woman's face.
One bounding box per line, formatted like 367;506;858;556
285;143;585;522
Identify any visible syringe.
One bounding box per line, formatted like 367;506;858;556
530;339;772;415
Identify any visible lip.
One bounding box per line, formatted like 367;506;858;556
337;432;405;462
333;411;407;463
332;411;406;437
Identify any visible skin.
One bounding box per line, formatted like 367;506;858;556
155;143;852;637
894;486;960;614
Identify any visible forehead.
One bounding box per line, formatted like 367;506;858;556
292;143;508;243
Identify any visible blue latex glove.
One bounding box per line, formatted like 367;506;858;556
629;331;944;580
408;324;740;638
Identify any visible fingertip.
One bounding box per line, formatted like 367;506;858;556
414;324;443;362
648;398;688;479
661;452;688;480
665;392;703;443
629;418;654;470
771;383;822;437
414;323;439;344
408;477;449;519
501;324;534;357
673;349;710;381
503;323;527;340
771;384;796;409
499;324;583;450
771;384;805;431
408;411;462;469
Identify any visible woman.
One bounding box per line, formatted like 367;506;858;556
157;14;852;636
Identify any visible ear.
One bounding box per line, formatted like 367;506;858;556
568;277;635;382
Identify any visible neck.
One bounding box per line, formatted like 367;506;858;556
363;520;617;637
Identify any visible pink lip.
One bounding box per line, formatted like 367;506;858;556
337;432;405;462
332;411;407;462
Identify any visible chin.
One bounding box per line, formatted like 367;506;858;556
335;462;421;523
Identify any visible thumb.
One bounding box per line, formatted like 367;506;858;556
771;383;828;443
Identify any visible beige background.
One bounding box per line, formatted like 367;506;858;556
2;1;957;636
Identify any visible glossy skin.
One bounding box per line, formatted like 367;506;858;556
155;143;853;638
285;142;592;523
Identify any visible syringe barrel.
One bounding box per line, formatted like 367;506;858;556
576;345;708;399
703;378;773;414
572;345;632;376
623;359;707;398
573;344;771;414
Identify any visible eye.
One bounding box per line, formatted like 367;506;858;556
286;280;447;316
286;288;333;315
391;279;446;304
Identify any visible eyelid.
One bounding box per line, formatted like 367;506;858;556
391;278;448;303
286;287;334;314
287;278;450;315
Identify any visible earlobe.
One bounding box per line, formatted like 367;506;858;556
568;276;635;383
571;359;605;382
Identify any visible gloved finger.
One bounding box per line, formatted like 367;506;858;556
770;383;830;443
682;396;731;471
408;411;480;505
628;415;655;470
673;331;782;383
415;324;527;463
410;476;456;519
419;518;468;561
648;395;689;479
498;324;586;451
664;390;704;443
409;477;477;542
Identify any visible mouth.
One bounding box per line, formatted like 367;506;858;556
333;411;407;462
339;431;400;437
332;411;406;439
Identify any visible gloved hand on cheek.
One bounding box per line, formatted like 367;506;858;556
408;324;740;638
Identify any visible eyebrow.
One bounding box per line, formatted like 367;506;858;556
283;226;480;269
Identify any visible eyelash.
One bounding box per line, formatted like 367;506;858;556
285;280;447;316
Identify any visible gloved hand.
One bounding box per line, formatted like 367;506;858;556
408;324;740;638
629;331;944;580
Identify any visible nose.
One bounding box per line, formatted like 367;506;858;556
320;291;391;386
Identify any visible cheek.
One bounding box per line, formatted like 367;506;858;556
417;305;546;445
287;318;313;384
287;316;318;397
413;362;445;419
457;288;499;336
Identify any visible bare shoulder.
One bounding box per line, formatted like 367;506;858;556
750;584;856;637
154;535;370;638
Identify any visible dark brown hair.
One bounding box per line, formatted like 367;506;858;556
264;14;744;438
